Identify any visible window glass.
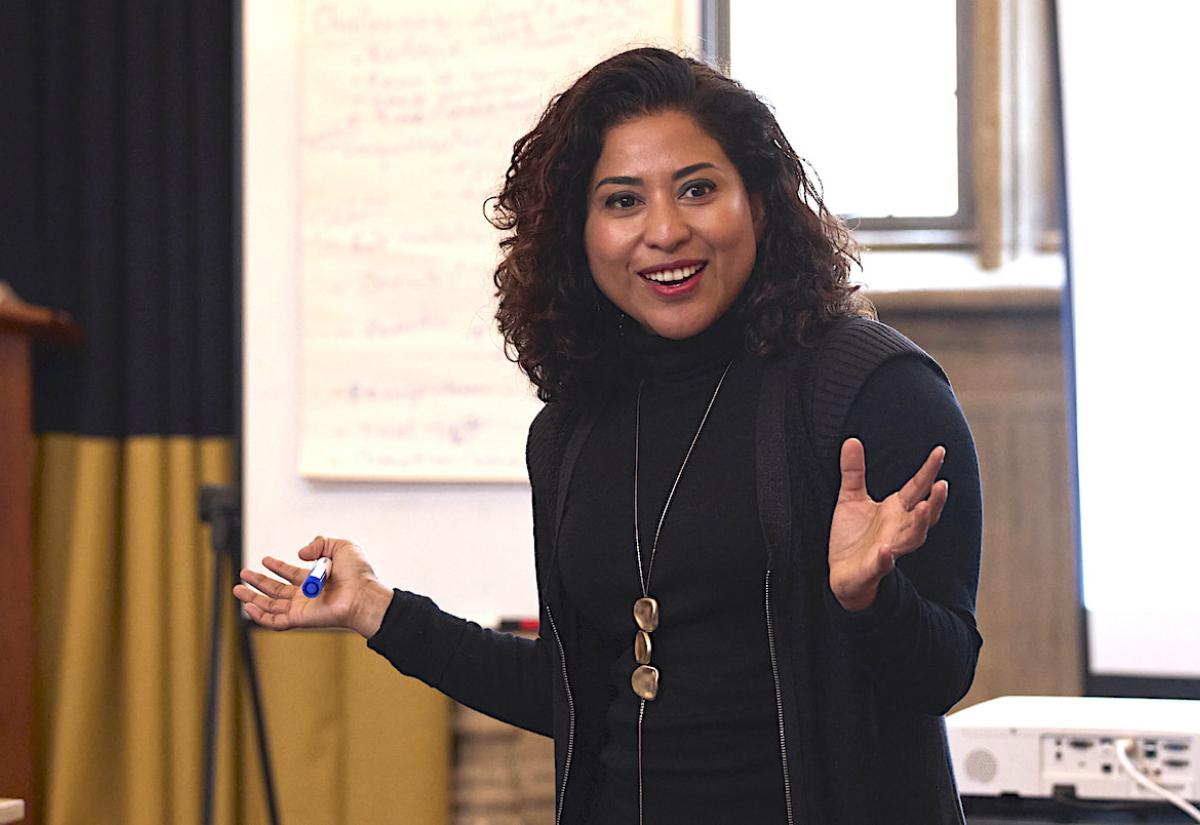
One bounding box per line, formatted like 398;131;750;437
729;1;959;219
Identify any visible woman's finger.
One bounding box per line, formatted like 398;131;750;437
896;446;946;511
233;582;289;616
926;479;950;528
262;556;307;586
885;502;930;555
838;438;868;501
298;535;342;562
298;536;324;562
240;567;295;598
244;602;294;631
895;481;951;550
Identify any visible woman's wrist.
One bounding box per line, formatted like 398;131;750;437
349;580;393;638
833;579;880;612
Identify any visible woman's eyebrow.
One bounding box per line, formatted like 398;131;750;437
672;162;716;180
592;162;718;192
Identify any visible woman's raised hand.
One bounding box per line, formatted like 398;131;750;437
233;535;394;638
827;438;949;612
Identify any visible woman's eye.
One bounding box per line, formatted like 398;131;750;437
605;193;639;209
681;181;715;199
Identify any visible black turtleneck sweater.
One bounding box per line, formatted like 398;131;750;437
557;312;788;822
365;312;982;823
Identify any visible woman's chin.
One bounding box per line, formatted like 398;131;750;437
642;315;714;340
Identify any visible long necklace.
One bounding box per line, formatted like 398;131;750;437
631;359;733;824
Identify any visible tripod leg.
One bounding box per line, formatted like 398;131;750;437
202;541;225;825
238;599;283;825
199;485;283;824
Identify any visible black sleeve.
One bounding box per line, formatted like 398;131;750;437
366;590;554;736
826;354;983;715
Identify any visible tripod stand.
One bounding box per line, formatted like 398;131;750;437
199;485;281;825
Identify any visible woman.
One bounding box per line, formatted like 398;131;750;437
235;48;982;824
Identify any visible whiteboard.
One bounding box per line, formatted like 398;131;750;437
243;0;699;622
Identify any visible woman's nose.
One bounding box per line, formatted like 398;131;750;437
643;199;690;250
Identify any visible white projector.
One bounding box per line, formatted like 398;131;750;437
947;695;1200;802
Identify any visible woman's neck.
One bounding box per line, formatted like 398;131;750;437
623;308;745;385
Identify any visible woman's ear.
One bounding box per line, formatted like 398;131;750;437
751;193;766;242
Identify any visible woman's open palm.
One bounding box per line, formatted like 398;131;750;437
233;536;386;636
827;438;949;611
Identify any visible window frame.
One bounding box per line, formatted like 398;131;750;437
703;0;976;250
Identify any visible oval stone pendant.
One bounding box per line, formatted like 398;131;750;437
631;664;659;700
633;597;659;632
634;629;652;664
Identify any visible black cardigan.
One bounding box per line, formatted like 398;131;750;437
368;317;983;824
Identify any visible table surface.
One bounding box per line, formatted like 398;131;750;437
0;799;24;825
965;796;1195;823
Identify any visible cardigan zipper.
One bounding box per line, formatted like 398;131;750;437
546;605;576;825
765;570;796;825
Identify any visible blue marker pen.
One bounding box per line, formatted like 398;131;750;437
302;557;330;598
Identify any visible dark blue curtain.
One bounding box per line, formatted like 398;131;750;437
1;0;235;439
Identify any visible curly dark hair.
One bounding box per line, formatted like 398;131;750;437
489;47;869;405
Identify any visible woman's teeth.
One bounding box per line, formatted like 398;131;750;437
642;263;705;283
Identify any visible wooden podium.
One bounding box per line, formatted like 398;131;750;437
0;298;80;825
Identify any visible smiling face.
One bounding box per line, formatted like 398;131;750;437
583;109;762;340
